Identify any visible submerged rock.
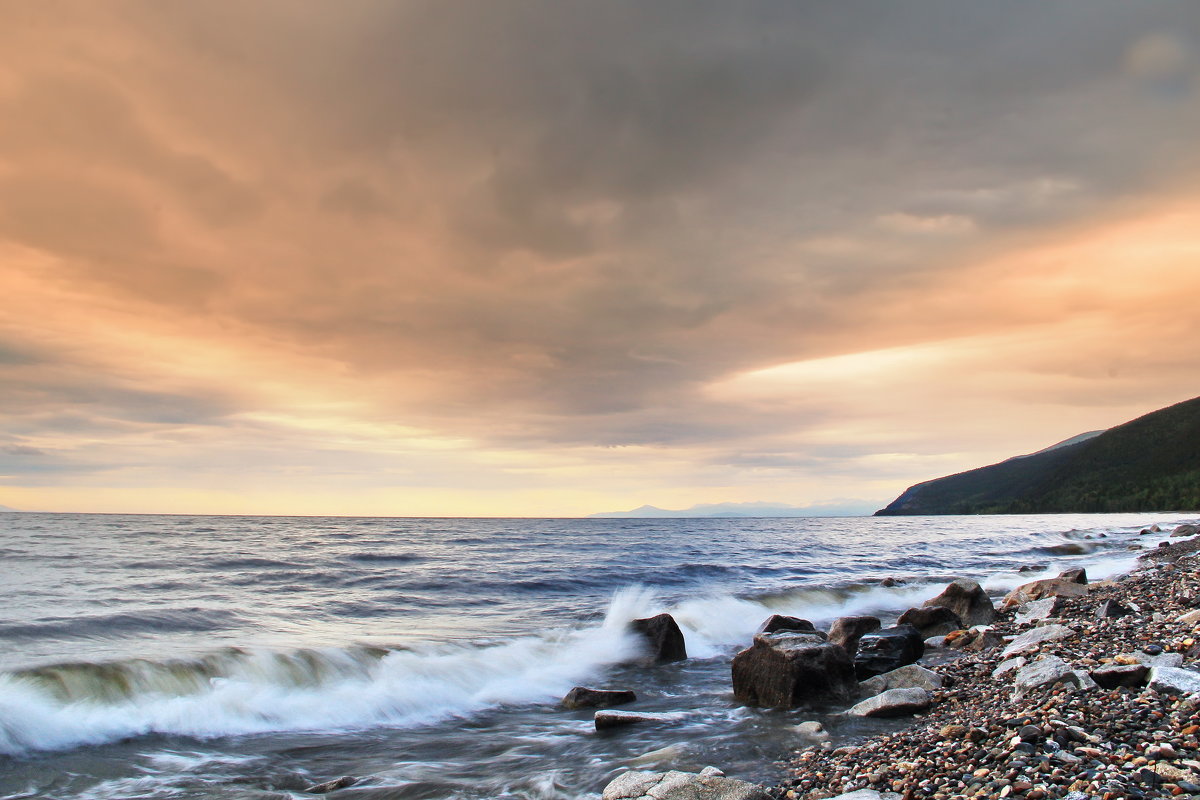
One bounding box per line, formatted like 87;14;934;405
602;768;769;800
304;776;358;794
853;625;924;679
1172;524;1200;537
847;687;931;718
922;579;996;627
897;606;963;639
731;632;858;709
631;614;687;664
562;687;637;709
595;710;674;730
827;616;882;658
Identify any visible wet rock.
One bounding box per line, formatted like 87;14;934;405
854;625;925;679
1001;623;1075;658
757;615;820;636
562;687;637;709
1172;524;1199;537
922;578;997;627
1018;563;1048;573
731;632;858;709
304;776;358;794
1088;663;1149;688
1058;567;1088;584
1015;597;1067;625
595;710;674;730
631;614;687;664
897;605;963;638
827;616;882;659
1147;666;1200;695
859;664;943;697
879;577;905;588
602;768;770;800
1095;599;1131;619
1002;578;1089;608
847;687;931;717
794;720;829;739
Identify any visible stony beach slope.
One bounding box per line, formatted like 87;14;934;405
601;524;1200;800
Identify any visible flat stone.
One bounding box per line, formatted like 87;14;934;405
1015;597;1067;625
602;769;769;800
829;792;903;800
1003;578;1089;608
1001;624;1075;658
1096;599;1131;619
1148;666;1200;695
1089;663;1150;689
993;656;1027;678
1178;609;1200;625
859;664;943;697
847;687;931;717
304;776;358;793
563;687;637;709
1013;656;1073;697
595;711;674;730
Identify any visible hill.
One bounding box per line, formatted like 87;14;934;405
876;395;1200;515
588;500;880;518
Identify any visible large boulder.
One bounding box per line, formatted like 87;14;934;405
757;615;821;636
859;664;943;697
922;579;996;627
1172;524;1200;538
827;616;882;658
853;625;924;679
602;768;769;800
897;606;963;638
562;687;637;709
731;632;858;709
631;614;687;664
847;687;931;718
1002;578;1088;609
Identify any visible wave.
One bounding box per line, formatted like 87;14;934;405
0;608;244;641
0;602;647;756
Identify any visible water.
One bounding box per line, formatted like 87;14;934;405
0;512;1194;799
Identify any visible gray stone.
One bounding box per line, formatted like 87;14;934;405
1015;597;1067;625
1001;624;1075;658
731;632;858;709
794;721;829;739
1058;567;1088;584
1096;599;1131;619
829;792;903;800
1013;656;1096;697
847;687;931;717
1147;666;1200;695
896;605;963;638
922;579;996;626
1178;609;1200;625
859;664;943;697
1172;524;1199;538
1125;651;1184;669
602;769;770;800
992;656;1027;678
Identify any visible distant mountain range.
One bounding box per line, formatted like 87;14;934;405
588;500;880;518
876;394;1200;515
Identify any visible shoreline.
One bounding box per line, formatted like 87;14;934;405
758;528;1200;800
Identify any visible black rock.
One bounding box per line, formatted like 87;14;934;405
853;624;925;679
561;687;637;709
1096;599;1131;619
827;615;882;659
1142;643;1165;656
630;613;687;664
304;776;358;794
922;579;997;626
757;614;820;636
731;632;858;709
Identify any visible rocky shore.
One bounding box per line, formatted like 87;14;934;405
600;523;1200;800
768;530;1200;800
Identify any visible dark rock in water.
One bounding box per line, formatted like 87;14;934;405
1002;577;1088;608
756;614;820;636
630;614;687;663
854;625;925;679
1018;563;1048;573
595;710;673;730
1058;567;1087;584
1172;523;1199;537
731;632;858;709
897;605;963;638
847;686;931;717
562;687;637;709
1089;663;1149;689
827;615;881;658
923;579;996;626
880;576;906;587
1096;599;1131;619
304;776;358;794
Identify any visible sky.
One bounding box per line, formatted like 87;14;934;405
1;1;1199;517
